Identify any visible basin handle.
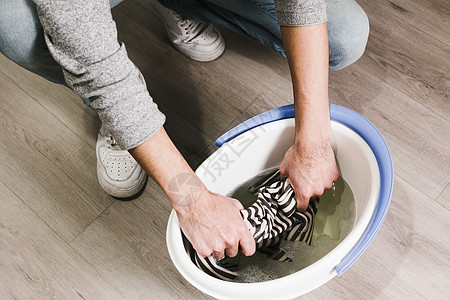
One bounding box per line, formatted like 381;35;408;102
215;104;295;147
332;106;394;275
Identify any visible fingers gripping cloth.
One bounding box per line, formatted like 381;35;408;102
183;175;320;281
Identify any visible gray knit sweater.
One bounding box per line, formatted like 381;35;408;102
32;0;327;150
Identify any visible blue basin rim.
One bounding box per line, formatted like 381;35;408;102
214;104;394;276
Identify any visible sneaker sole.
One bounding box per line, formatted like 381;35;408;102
176;38;226;62
97;164;148;199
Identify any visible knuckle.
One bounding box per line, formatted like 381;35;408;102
332;172;339;181
296;201;308;212
314;188;324;197
213;251;225;259
226;237;237;246
197;247;211;258
227;252;238;258
212;243;225;253
242;243;256;256
227;248;238;257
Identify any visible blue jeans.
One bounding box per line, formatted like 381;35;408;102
0;0;368;88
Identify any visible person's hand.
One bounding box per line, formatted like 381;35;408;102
175;188;256;259
129;127;255;260
280;138;338;211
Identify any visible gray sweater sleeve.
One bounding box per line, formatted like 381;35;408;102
33;0;165;150
32;0;324;150
275;0;327;26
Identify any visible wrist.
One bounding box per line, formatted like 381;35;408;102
294;116;332;147
293;95;331;141
129;127;209;213
168;174;208;214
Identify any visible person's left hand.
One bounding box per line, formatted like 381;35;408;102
280;138;338;211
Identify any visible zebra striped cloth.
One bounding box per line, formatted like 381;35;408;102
184;175;320;281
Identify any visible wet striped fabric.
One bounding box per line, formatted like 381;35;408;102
184;176;320;281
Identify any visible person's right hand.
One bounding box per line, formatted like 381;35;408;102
175;187;256;259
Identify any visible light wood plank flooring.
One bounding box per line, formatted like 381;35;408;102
1;0;449;298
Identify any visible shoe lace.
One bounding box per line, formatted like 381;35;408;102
171;11;203;37
106;136;121;151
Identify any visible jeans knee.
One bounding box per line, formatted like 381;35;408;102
0;0;39;65
0;0;66;84
327;0;369;70
0;33;40;72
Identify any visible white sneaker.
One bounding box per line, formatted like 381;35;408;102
137;0;225;62
96;127;147;198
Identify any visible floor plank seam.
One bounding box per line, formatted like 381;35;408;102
394;172;447;204
66;200;128;299
355;253;429;299
434;178;449;211
68;199;116;245
68;245;128;299
24;134;107;217
363;46;449;122
0;55;100;148
27;90;100;150
131;200;170;237
0;178;76;250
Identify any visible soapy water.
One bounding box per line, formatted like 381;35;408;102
226;167;356;283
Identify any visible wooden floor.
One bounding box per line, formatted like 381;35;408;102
1;0;449;298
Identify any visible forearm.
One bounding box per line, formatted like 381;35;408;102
129;126;205;210
281;23;331;145
279;23;338;209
